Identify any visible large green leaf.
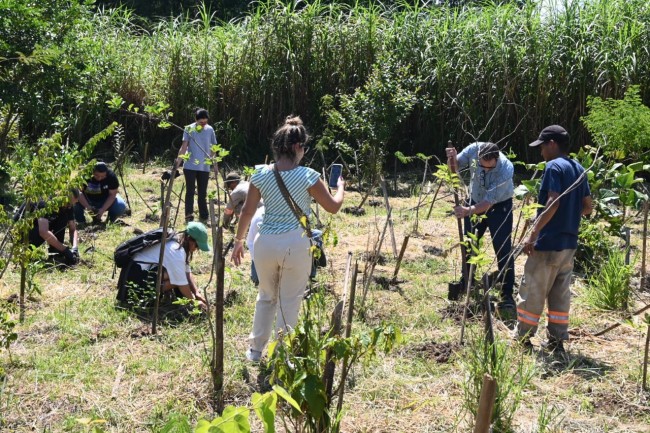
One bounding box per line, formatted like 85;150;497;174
252;392;277;433
272;385;302;413
299;374;327;420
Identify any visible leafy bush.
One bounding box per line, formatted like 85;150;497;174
583;248;633;311
460;330;535;433
267;290;401;432
582;85;650;161
575;220;615;274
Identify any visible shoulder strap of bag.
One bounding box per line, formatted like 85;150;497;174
272;164;313;238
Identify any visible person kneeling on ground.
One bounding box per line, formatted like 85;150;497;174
116;222;210;311
15;190;80;266
75;162;127;224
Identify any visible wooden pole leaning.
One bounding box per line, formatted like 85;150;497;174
336;260;359;419
447;140;469;285
380;176;398;258
152;159;180;335
209;199;225;412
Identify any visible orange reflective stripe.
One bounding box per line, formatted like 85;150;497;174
517;308;541;319
547;310;569;324
548;310;568;317
517;308;540;326
517;315;538;326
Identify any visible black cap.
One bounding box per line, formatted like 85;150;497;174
529;125;569;147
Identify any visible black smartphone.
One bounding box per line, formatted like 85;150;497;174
328;164;343;188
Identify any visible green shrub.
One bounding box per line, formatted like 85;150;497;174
583;247;633;311
460;329;535;433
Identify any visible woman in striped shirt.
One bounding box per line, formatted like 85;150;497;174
232;116;345;362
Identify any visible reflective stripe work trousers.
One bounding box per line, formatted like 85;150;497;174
515;249;576;341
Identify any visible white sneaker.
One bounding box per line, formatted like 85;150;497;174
246;348;262;362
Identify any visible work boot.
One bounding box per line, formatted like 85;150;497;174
541;338;568;360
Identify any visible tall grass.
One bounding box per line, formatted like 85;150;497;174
584;247;633;311
69;0;650;161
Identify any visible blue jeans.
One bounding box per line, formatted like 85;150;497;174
464;198;515;302
74;195;127;223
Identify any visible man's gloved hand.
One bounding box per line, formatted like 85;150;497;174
63;247;79;266
71;246;80;261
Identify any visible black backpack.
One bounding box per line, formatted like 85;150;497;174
114;228;176;268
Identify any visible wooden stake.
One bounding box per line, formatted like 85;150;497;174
336;261;359;418
459;262;476;345
594;302;650;337
360;209;392;313
447;140;469;284
643;323;649;391
426;179;443;220
641;200;648;290
152;160;180;335
380;177;398;258
209;200;225;413
392;235;410;282
473;374;496;433
322;301;344;410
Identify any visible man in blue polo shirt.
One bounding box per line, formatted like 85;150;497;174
447;142;516;314
516;125;592;356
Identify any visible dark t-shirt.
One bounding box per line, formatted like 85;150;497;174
83;170;119;202
27;205;74;247
535;157;591;251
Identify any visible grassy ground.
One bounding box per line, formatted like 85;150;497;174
1;164;649;432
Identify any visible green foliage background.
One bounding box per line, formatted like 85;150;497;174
2;0;650;163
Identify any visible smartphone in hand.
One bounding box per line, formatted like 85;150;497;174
328;164;343;188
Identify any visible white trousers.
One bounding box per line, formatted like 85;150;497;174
249;228;311;351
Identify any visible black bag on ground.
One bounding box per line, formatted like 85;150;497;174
113;228;175;268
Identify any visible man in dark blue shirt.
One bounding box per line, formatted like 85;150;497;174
516;125;592;356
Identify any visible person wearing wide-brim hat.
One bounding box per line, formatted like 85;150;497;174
117;221;210;311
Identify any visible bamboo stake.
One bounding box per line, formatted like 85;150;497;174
336;261;358;418
359;209;391;313
209;200;225;413
391;235;410;282
380;177;398;258
641;200;648;290
322;301;343;410
594;302;650;337
459;261;476;345
172;183;185;228
473;374;496;433
447;140;469;283
643;323;649;391
129;182;155;214
413;160;429;234
152;160;180;334
426;178;443;219
483;274;496;367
